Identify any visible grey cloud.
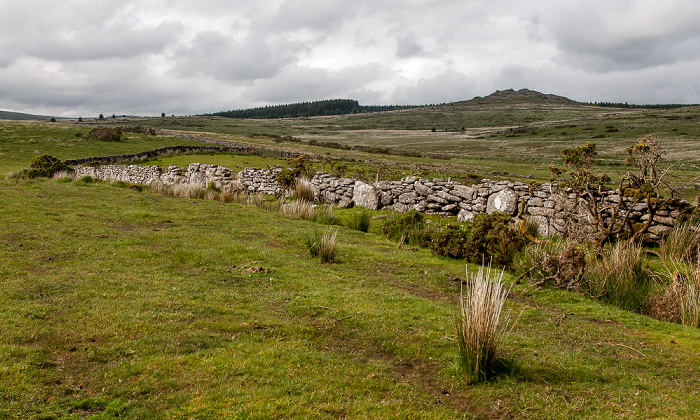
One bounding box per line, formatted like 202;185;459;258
391;69;477;105
396;33;425;59
242;62;386;104
546;2;700;72
171;31;303;81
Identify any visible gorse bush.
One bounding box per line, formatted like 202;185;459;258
431;213;527;266
512;240;587;290
456;265;514;384
24;154;72;178
87;127;123;141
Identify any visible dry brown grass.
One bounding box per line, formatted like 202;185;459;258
295;178;316;202
456;265;513;383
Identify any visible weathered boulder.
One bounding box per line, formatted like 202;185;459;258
457;209;476;222
414;181;433;197
353;181;381;209
451;185;476;201
486;189;518;215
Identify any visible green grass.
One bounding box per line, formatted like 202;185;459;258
3;112;700;417
0;120;205;174
2;177;700;418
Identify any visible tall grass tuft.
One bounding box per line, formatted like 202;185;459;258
660;222;700;265
680;270;700;327
295;178;316;202
582;241;651;313
281;199;316;220
313;205;341;225
348;210;372;232
303;227;338;263
456;265;513;384
171;183;206;199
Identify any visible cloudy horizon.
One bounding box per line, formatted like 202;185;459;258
1;0;700;118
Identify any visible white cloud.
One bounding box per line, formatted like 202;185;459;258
0;0;699;117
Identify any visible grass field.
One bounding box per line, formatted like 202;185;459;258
2;177;700;418
3;99;700;418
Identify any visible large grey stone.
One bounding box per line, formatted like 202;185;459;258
451;185;476;200
443;204;460;213
648;225;672;237
398;191;418;204
353;181;381;209
381;192;394;206
414;181;433;197
436;190;460;202
426;194;448;205
457;209;476;222
486;189;518;215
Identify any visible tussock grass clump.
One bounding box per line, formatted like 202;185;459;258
381;210;432;247
659;222;700;264
312;206;340;225
172;183;207;199
680;271;700;327
348;210;372;232
295;178;316;202
651;265;700;327
303;227;338;263
582;241;651;313
456;265;514;384
54;170;77;183
281;199;316;220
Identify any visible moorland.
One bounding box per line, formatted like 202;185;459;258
2;90;700;418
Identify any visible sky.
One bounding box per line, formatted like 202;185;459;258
1;0;700;117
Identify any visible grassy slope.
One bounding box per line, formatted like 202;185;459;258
0;121;206;174
2;112;700;418
1;178;700;418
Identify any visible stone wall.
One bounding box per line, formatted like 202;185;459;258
309;172;691;240
72;163;692;239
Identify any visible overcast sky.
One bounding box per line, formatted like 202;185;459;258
1;0;700;117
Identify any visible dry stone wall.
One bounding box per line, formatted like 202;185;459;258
72;163;692;239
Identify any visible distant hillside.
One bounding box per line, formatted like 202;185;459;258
446;88;581;109
208;99;416;119
0;110;60;120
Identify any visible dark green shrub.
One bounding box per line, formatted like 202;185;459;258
87;127;123;141
381;210;432;246
276;169;296;190
24;154;72;178
431;213;526;266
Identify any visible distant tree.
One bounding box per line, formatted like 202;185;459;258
99;114;104;120
50;117;56;122
161;113;166;118
111;114;116;119
78;117;83;122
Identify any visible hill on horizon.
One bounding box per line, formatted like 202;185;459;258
0;110;63;121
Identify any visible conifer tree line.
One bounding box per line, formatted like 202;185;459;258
207;99;415;119
587;102;697;109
